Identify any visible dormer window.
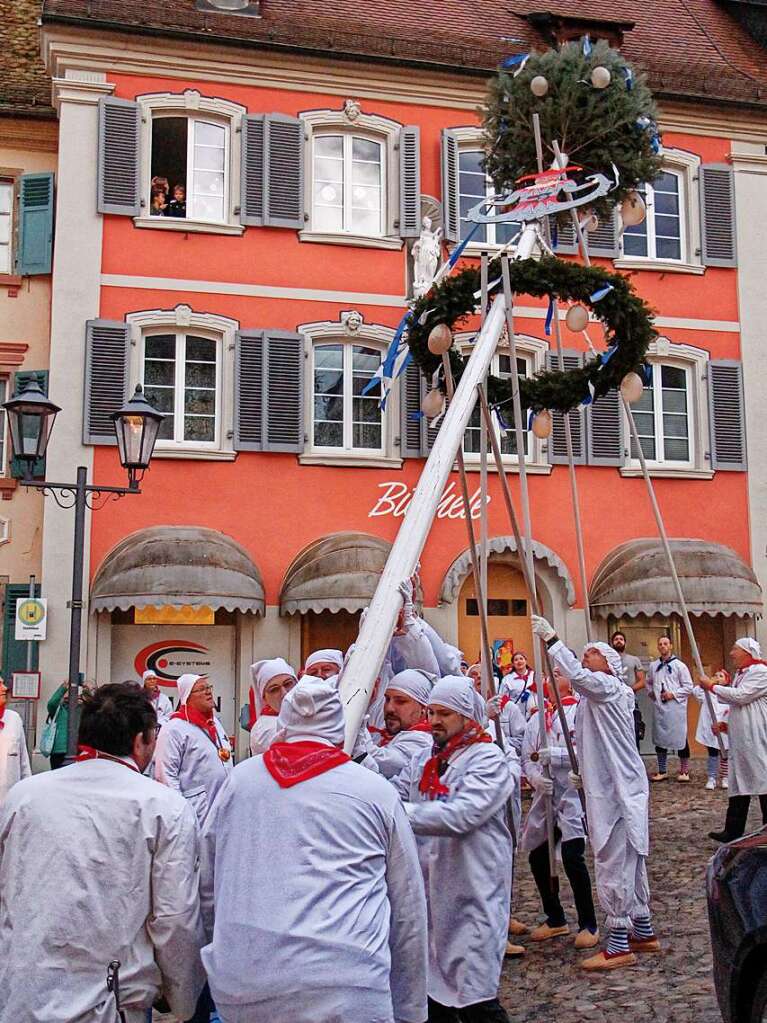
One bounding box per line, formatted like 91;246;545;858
526;12;635;48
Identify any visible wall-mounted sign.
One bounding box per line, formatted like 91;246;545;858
134;605;215;626
15;598;47;641
368;481;490;521
11;671;41;699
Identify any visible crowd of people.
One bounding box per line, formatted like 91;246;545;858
0;580;766;1023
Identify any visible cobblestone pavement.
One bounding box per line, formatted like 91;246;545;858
499;760;760;1023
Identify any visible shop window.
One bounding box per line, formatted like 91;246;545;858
458;149;519;247
143;332;221;447
631;362;692;466
622;170;684;262
312;341;384;452
150;115;228;223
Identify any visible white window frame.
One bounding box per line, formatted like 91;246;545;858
299;105;404;250
457;332;551;473
622;338;712;479
448;127;522;255
457;146;520;250
126;306;238;460
0;376;8;476
616;148;703;275
299;316;402;468
312;132;386;239
0;178;15;277
135;90;245;236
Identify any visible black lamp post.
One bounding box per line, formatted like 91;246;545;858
3;383;163;762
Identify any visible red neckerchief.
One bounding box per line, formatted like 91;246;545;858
264;741;350;789
545;693;578;731
418;723;492;801
739;657;767;669
0;706;5;731
76;745;140;772
378;719;431;747
248;687;278;730
171;705;218;744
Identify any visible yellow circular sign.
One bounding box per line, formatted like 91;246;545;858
18;599;45;626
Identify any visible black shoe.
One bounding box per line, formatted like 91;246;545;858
709;830;736;843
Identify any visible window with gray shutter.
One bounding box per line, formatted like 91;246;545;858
553;219;578;255
587;386;623;465
546;350;586;464
400;360;425;458
441;130;460;243
588;210;618;258
240;116;265;226
83;320;130;445
240;114;304;229
234;330;304;453
708;360;746;470
399;126;421;238
700;165;736;267
97;97;141;216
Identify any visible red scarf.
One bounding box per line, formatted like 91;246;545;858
418;723;492;801
76;745;140;772
544;693;578;731
264;741;350;789
0;706;4;731
171;705;218;744
378;719;432;747
739;657;767;669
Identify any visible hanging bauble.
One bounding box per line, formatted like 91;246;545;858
427;323;453;355
621;191;646;227
531;410;553;439
590;66;611;89
530;75;549;97
583;212;599;233
565;304;589;332
620;371;644;403
421;388;445;419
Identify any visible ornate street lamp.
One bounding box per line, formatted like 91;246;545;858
3;381;163;761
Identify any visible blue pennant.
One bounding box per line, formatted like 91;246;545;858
544;296;554;336
582;35;592;56
527;409;535;431
590;284;614;302
409;411;424;421
496;408;510;432
363;310;410;397
599;345;618;366
642;362;653;385
448;223;481;267
502;52;529;69
622;67;634;91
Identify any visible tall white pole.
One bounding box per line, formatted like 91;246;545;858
340;295;508;751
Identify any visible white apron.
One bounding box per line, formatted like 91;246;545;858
692;686;730;750
647;656;693;749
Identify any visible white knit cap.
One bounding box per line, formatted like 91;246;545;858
428;675;479;720
583;642;626;680
250;658;297;714
142;670;159;683
303;649;344;674
386;669;436;707
176;673;202;707
274;676;345;746
736;637;762;658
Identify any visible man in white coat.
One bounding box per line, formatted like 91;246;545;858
0;682;204;1023
646;636;693;782
200;677;428;1023
358;668;436;778
155;673;233;828
532;614;658;971
700;637;767;841
0;677;31;804
303;647;344;679
393;675;514;1022
142;670;174;725
248;657;298;755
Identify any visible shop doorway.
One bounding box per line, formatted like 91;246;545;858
301;610;361;663
458;563;532;669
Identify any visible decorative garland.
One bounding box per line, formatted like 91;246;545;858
408;256;657;413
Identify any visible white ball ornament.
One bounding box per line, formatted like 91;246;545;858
565;304;589;332
530;75;549;98
621;191;646;227
421;388;445;419
590;66;611;90
427;323;453;355
620;372;644;403
531;410;553;439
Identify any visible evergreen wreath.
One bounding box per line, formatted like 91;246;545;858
483;39;662;222
409;256;657;414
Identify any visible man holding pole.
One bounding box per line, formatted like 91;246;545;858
357;668;435;778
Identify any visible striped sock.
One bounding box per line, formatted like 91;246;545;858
679;758;690;775
707;755;718;781
657;752;667;774
631;916;655;940
719;757;729;779
607;926;630;955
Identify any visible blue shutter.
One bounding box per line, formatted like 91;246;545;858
2;583;41;680
17;173;54;276
10;371;49;479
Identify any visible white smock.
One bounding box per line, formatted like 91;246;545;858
393;741;514;1008
0;709;31;804
155;716;232;827
500;698;527;754
367;726;434;779
548;641;651;929
421;620;464;676
152;690;174;726
0;760;204;1023
713;663;767;796
499;669;535;716
520;701;583;853
646;656;693;749
389;616;440;676
692;686;730;750
249;714;279;755
200;756;427;1023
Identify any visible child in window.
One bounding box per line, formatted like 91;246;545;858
150;187;167;216
167;184;187;219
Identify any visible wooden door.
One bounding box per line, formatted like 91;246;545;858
301;610;361;662
458;563;532;668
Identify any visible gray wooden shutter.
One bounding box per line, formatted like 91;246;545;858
400;361;425;458
708;360;746;470
553;219;578;255
399;125;421;238
264;330;304;451
17;173;54;275
83;319;130;444
234;330;264;450
587;386;624;466
588;209;618;258
700;165;736;267
240;115;265;226
441;129;460;243
546;351;586;464
97;97;141;216
265;115;304;229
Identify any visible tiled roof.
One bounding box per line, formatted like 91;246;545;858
1;0;54;118
41;0;767;109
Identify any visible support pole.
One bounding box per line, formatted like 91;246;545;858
65;466;87;763
339;295;508;752
479;252;493;702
